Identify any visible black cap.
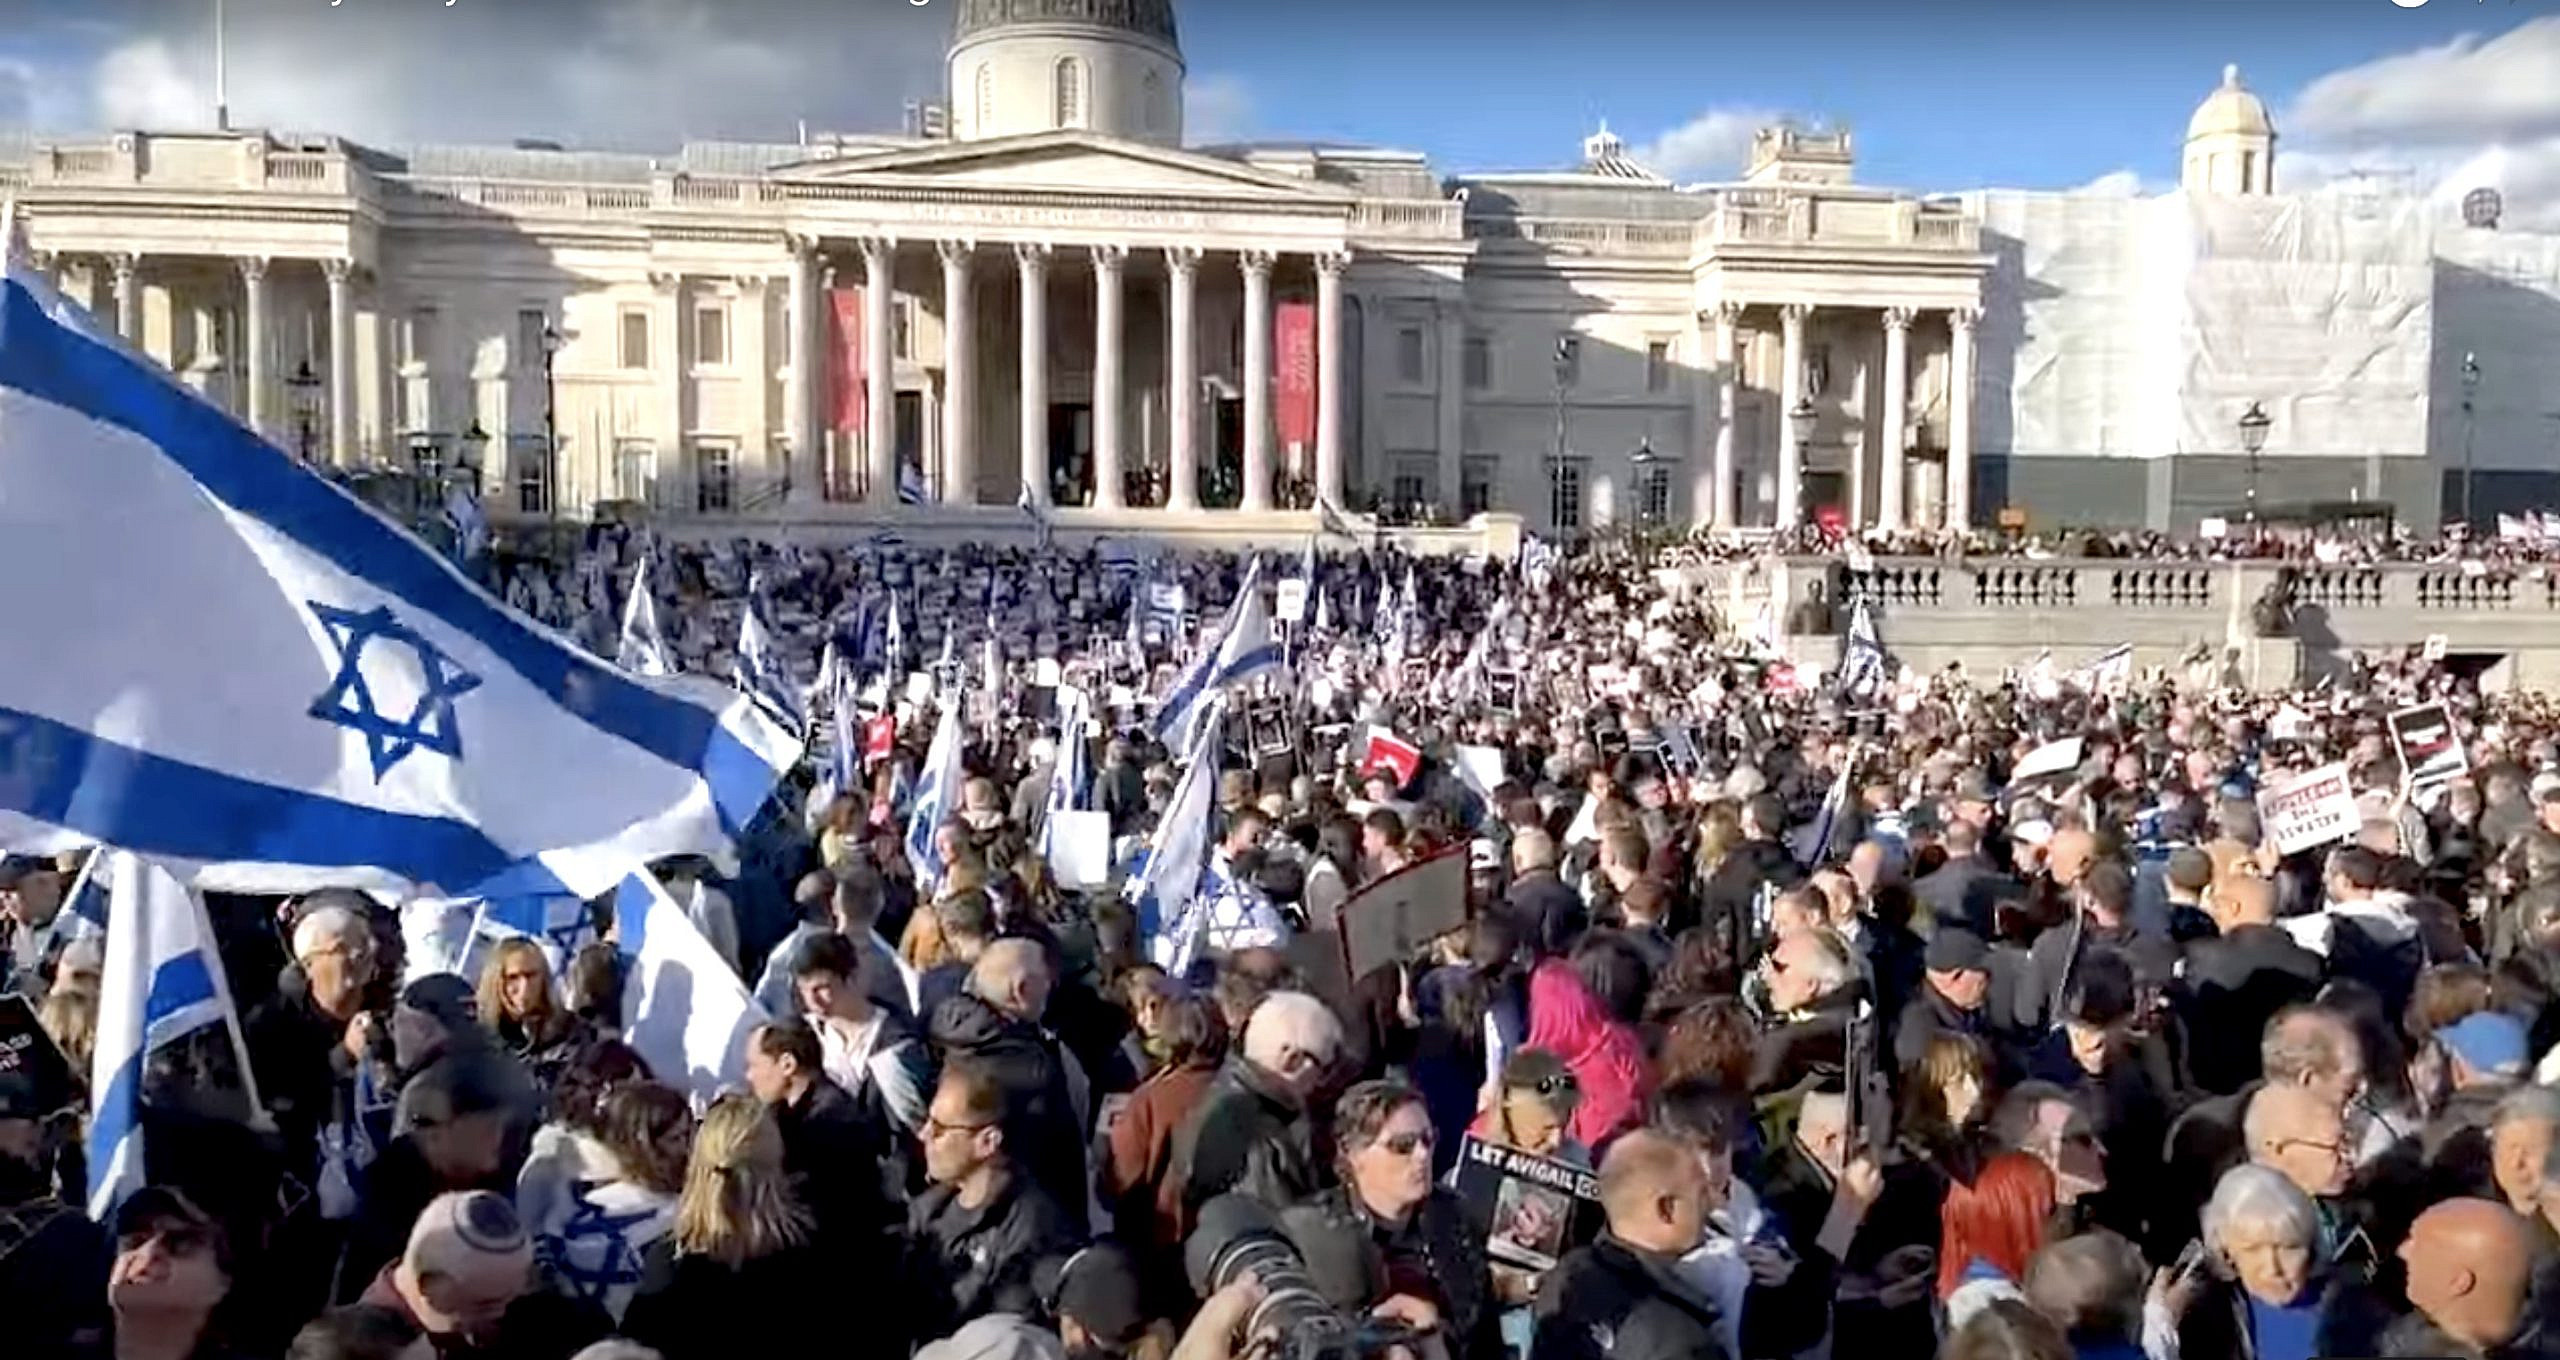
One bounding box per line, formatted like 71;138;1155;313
398;973;476;1031
1925;929;1991;974
1050;1244;1148;1347
112;1186;230;1274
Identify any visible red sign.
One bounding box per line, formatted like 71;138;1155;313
828;287;865;435
862;713;897;766
1274;299;1317;450
1359;726;1421;790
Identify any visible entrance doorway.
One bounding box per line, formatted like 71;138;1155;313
1047;403;1092;506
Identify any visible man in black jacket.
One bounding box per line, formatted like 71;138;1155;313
1893;927;1997;1074
928;939;1090;1231
2179;876;2323;1095
0;1074;108;1357
902;1058;1083;1348
1531;1130;1728;1360
746;1019;899;1258
1700;794;1804;972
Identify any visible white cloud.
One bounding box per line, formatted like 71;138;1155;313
1628;107;1783;184
1183;73;1253;146
94;39;205;131
2282;16;2560;227
2074;168;2145;197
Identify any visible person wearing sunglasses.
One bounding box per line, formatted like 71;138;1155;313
1323;1080;1499;1360
101;1186;241;1360
1467;1049;1590;1169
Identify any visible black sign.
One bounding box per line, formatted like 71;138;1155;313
0;993;78;1118
2388;701;2469;794
1451;1135;1606;1272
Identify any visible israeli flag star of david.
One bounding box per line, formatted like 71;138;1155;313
0;211;800;898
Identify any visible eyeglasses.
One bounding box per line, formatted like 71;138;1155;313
1378;1129;1435;1157
1510;1071;1578;1100
924;1113;997;1139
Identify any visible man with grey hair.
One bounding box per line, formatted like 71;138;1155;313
1505;826;1581;952
1172;989;1342;1215
2489;1084;2560;1222
928;937;1089;1230
1749;927;1857;1096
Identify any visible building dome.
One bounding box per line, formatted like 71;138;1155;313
953;0;1178;53
2187;65;2273;142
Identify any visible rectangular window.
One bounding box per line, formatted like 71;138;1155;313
1556;335;1581;389
1463;335;1490;391
1392;471;1426;508
695;442;735;513
1461;458;1495;516
515;309;547;370
1551;458;1585;529
693;304;728;367
1646;339;1672;393
513;436;551;515
1396;327;1425;384
1641;464;1673;523
401;307;437;370
618;308;651;371
614;440;657;504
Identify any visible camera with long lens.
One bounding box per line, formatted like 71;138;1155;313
1184;1193;1417;1360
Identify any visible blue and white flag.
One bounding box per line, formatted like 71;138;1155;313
1316;497;1360;543
1150;558;1281;751
443;481;489;567
1838;599;1887;706
1036;686;1090;861
903;701;965;888
88;851;250;1218
0;248;799;898
1017;481;1053;551
614;867;767;1109
897;461;927;506
733;584;805;731
1790;758;1857;869
399;892;597;986
1130;696;1223;977
617;553;675;678
881;591;907;676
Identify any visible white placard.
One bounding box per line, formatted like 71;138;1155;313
1044;809;1114;889
2257;762;2360;856
1276;578;1308;623
2012;736;2085;784
1034;657;1062;688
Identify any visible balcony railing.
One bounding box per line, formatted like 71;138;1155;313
1695;195;1978;253
1349;199;1463;238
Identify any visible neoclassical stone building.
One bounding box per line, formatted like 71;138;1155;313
7;0;2556;540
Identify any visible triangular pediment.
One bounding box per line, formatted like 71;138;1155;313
766;131;1353;204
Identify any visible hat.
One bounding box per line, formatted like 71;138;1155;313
398;974;476;1031
112;1186;230;1274
2440;1011;2530;1079
1050;1245;1147;1348
1925;929;1991;974
2010;819;2056;850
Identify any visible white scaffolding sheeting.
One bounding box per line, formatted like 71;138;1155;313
1975;190;2154;460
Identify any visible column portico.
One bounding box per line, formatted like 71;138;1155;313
938;240;976;505
1165;246;1202;513
1711;302;1742;530
1313;251;1347;509
1778;302;1810;527
1091;244;1126;510
324;259;355;467
784;235;821;505
1017;242;1052;505
238;257;271;439
1948;307;1978;530
1239;250;1275;513
1879;307;1914;531
109;254;139;342
860;237;897;507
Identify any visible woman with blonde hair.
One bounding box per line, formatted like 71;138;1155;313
475;937;592;1090
621;1095;823;1360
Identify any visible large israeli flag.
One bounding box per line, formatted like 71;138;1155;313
1130;696;1224;977
616;553;675;678
0;236;798;898
614;867;767;1109
1150;558;1281;750
1838;598;1887;706
733;583;804;731
87;851;250;1218
1035;685;1090;861
903;701;965;888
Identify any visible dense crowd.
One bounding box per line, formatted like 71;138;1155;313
11;528;2560;1360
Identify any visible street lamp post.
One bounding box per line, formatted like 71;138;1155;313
1629;435;1664;530
2461;351;2482;529
2237;401;2271;530
284;359;322;464
541;318;567;530
1551;335;1573;531
1788;395;1816;529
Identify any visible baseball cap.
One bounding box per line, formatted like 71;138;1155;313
113;1186;230;1275
2440;1011;2530;1079
1925;929;1991;974
1049;1244;1147;1348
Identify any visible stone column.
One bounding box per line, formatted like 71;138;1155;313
1239;250;1275;512
238;257;270;437
1688;308;1714;527
1948;307;1978;531
784;234;821;505
110;254;140;342
652;271;686;509
1091;244;1126;510
325;259;355;467
1314;250;1348;509
1434;298;1463;514
1778;302;1810;527
860;237;897;507
1878;306;1914;532
938;241;976;505
1017;242;1051;505
1711;302;1742;529
1166;246;1201;513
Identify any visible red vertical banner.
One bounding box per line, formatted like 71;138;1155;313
1274;299;1316;452
828;287;865;435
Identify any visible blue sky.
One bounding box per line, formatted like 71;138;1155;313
1;0;2555;209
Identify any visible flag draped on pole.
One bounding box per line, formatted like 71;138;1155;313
0;245;798;898
614;867;767;1109
1838;599;1887;705
1035;686;1090;862
903;701;965;888
733;576;805;730
1129;695;1224;976
1150;558;1282;751
617;553;676;678
1017;482;1052;551
88;851;252;1218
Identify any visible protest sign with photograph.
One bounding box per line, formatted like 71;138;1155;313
1451;1135;1606;1272
1337;845;1468;982
2388;701;2470;794
2256;762;2361;856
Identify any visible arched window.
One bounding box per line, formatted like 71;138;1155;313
974;63;994;134
1054;56;1085;129
1141;69;1165;134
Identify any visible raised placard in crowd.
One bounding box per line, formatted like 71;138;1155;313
2388;700;2470;793
2256;761;2361;856
1451;1135;1606;1272
0;993;77;1118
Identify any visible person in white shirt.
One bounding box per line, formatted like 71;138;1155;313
789;929;933;1137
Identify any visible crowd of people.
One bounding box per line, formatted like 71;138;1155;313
11;525;2560;1360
